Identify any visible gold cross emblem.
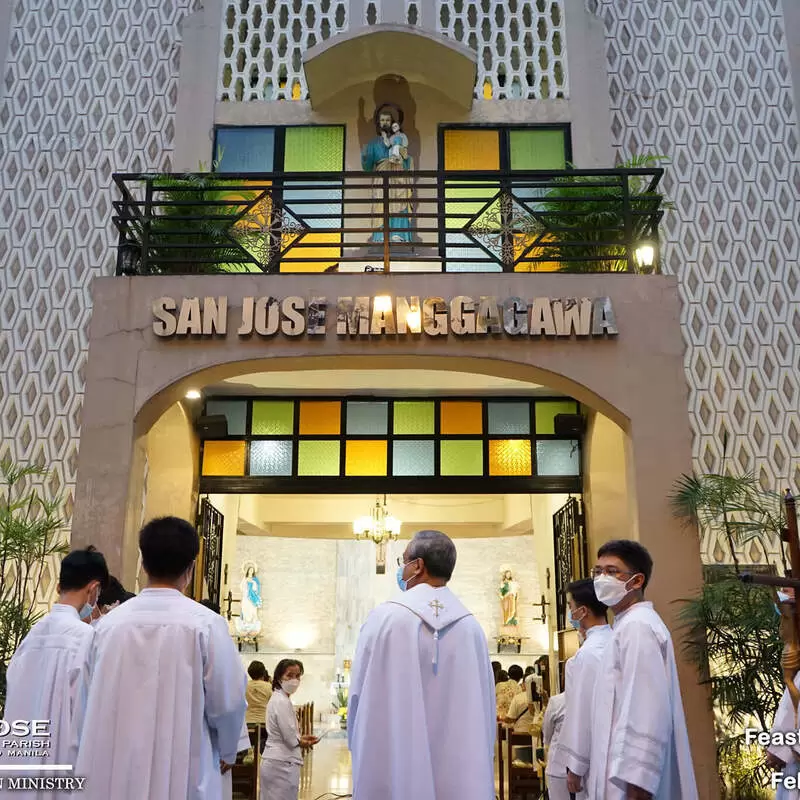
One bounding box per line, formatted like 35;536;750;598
429;599;444;618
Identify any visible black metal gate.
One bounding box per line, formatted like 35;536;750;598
553;496;588;631
197;498;224;610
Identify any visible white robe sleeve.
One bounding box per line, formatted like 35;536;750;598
769;679;800;765
347;608;378;753
542;702;557;746
204;616;247;764
275;696;301;749
559;653;596;777
68;629;95;765
608;620;672;796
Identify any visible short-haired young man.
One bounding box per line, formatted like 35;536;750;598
586;539;698;799
75;517;247;800
2;546;108;771
551;577;611;800
348;530;495;800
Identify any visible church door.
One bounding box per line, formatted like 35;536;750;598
196;497;224;609
552;496;588;631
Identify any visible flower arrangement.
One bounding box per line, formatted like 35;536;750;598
332;686;348;728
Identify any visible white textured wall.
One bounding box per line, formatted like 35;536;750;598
587;0;800;566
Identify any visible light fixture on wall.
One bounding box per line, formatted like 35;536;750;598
353;494;401;545
634;239;657;273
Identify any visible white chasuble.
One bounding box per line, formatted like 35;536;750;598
552;623;612;799
348;584;496;800
588;602;698;799
75;588;247;800
0;604;94;800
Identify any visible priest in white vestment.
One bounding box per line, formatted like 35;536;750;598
587;539;698;800
75;517;247;800
555;577;612;799
348;530;496;800
0;547;109;800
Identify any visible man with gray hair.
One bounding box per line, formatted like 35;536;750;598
348;530;495;800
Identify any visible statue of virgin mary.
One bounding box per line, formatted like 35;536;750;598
236;561;262;637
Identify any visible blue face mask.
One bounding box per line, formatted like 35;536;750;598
568;608;582;630
397;566;408;592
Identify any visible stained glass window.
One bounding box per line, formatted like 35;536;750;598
535;401;578;435
536;440;580;475
489;439;532;476
252;401;294;435
250;440;292;476
205;400;247;436
509;129;567;170
298;441;340;476
345;441;388;476
214;127;276;172
440;440;483;476
393;440;435;476
487;402;531;435
440;401;483;435
202;441;246;476
393;402;435;435
299;401;341;435
346;402;388;435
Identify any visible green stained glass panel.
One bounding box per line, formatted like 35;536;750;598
440;440;483;476
252;401;294;435
393;402;435;435
283;126;344;171
509;129;567;170
535;401;579;435
298;441;340;476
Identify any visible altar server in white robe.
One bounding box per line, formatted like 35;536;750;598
348;529;496;800
557;577;612;799
543;691;568;800
0;546;108;798
765;632;800;800
75;517;247;800
588;540;698;800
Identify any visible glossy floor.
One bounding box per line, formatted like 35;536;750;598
298;732;352;800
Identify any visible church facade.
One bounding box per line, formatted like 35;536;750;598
2;2;800;797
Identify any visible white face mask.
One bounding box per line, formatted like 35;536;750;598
282;678;300;695
593;573;638;608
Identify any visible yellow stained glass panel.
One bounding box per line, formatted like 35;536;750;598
345;440;388;476
299;401;341;435
202;441;246;476
443;130;501;171
489;440;532;476
440;401;483;435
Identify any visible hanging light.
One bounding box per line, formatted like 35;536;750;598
353;494;402;544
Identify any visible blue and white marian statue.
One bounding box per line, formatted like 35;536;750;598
237;561;262;637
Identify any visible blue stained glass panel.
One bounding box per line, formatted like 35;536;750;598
214;127;275;172
393;441;435;476
536;440;580;476
488;402;531;435
346;402;389;435
249;440;293;476
205;400;247;436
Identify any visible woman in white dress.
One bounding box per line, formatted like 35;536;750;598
260;659;318;800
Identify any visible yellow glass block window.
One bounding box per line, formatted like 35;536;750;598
440;401;483;435
489;440;532;476
202;441;246;476
443;130;501;171
345;440;388;476
299;401;341;435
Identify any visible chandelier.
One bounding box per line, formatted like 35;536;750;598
353;495;401;544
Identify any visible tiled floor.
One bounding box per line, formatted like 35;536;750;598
298;732;352;800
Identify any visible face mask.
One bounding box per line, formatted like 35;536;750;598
568;607;584;630
397;565;408;592
282;679;300;695
593;573;637;608
79;603;94;620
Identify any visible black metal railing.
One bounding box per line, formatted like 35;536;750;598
112;167;664;275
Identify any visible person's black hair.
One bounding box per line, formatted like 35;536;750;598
139;517;199;581
272;659;304;691
248;660;268;681
98;575;131;607
199;598;220;614
407;530;457;581
524;666;535;677
491;660;502;674
597;539;653;589
59;546;109;592
508;664;524;682
567;577;609;618
497;670;509;683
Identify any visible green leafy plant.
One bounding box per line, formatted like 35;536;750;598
672;470;787;798
332;686;348;724
536;154;669;273
0;459;70;712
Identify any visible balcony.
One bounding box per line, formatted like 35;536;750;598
112;167;665;276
